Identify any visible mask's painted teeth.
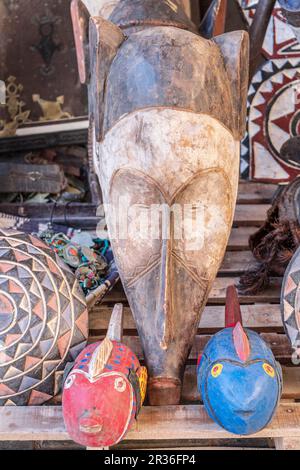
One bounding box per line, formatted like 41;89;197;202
79;423;103;434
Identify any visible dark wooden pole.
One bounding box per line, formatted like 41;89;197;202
191;0;201;27
198;0;249;37
198;0;213;19
249;0;276;79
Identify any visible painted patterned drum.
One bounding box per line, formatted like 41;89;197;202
0;229;88;406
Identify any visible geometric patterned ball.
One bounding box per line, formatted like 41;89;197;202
0;229;88;406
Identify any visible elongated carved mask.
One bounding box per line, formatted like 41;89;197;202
71;0;250;405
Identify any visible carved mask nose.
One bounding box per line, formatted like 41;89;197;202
158;239;173;350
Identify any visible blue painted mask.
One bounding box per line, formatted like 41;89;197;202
197;287;282;435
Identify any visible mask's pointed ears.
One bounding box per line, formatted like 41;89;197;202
199;0;227;38
71;0;91;84
89;16;125;141
225;285;243;328
214;30;249;140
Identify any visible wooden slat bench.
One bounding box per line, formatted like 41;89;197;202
1;404;300;448
1;181;299;451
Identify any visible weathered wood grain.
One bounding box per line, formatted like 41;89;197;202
90;304;283;333
228;227;254;250
86;333;292;365
221;250;254;273
237;182;276;204
0;163;66;194
234;204;270;225
1;404;300;441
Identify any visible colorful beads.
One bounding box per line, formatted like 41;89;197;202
39;229;109;296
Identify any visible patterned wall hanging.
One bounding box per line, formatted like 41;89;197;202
0;0;88;129
244;58;300;181
0;229;88;406
241;0;300;58
239;0;300;181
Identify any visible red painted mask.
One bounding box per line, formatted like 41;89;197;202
62;339;147;448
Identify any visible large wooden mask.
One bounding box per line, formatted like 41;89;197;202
71;0;250;405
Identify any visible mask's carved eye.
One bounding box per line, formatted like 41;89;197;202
263;363;275;378
65;374;76;390
211;364;223;378
114;377;126;392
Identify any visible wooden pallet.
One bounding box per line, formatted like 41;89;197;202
1;181;300;451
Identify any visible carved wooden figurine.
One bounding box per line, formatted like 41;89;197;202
0;229;88;406
197;286;282;435
62;304;147;448
71;0;250;405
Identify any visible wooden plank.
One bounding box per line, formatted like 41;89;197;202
90;304;283;333
221;251;253;274
127;404;300;440
228;227;253;251
234;204;270;225
104;277;282;305
1;403;299;441
279;368;300;400
210;277;281;304
237;182;277;204
87;333;292;364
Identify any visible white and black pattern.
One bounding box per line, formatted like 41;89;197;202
0;230;88;406
239;0;300;180
239;0;300;58
0;213;30;231
244;58;300;181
